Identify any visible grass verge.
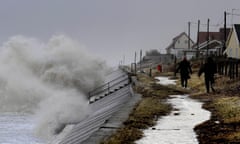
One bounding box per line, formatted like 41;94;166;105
189;70;240;143
101;73;184;144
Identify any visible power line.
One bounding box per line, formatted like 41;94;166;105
216;14;225;27
226;12;240;16
189;21;220;27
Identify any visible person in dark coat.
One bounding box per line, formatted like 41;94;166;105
176;57;192;88
198;57;217;93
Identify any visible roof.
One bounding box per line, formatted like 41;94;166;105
193;27;230;49
197;28;230;43
225;25;240;48
173;32;185;41
197;40;223;50
224;24;240;54
234;24;240;44
166;32;194;50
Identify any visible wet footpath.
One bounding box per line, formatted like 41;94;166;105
136;77;211;144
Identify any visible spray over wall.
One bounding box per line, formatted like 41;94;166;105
0;35;108;140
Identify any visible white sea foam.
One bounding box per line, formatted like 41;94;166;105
0;35;109;141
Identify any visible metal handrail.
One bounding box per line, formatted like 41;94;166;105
88;74;129;99
89;74;127;94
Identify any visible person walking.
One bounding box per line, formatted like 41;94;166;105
176;56;192;88
198;57;217;93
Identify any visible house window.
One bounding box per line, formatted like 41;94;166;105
185;40;188;43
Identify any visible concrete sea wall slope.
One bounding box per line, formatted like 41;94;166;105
51;69;141;144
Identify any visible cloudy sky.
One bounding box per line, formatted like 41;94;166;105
0;0;239;66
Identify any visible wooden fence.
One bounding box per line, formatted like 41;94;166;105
215;57;240;79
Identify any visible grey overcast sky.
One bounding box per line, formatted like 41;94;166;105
0;0;239;66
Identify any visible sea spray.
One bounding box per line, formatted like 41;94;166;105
0;35;108;140
34;89;90;140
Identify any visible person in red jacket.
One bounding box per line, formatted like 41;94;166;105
157;64;162;72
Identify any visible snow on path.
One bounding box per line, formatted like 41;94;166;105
136;77;210;144
155;77;177;86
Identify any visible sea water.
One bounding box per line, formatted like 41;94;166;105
0;113;44;144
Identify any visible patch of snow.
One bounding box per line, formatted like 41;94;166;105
155;77;177;85
136;77;210;144
137;95;210;144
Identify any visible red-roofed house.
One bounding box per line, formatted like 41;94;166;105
192;28;230;56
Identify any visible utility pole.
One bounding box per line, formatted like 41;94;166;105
231;9;234;26
139;49;142;71
134;51;137;64
223;11;227;55
188;21;191;49
197;20;200;58
207;18;210;57
134;51;137;74
131;52;137;74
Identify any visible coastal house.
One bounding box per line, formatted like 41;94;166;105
140;49;174;70
191;28;230;57
224;24;240;59
166;32;194;60
142;54;174;65
194;40;223;56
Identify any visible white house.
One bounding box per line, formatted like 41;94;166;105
166;32;194;60
224;24;240;59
